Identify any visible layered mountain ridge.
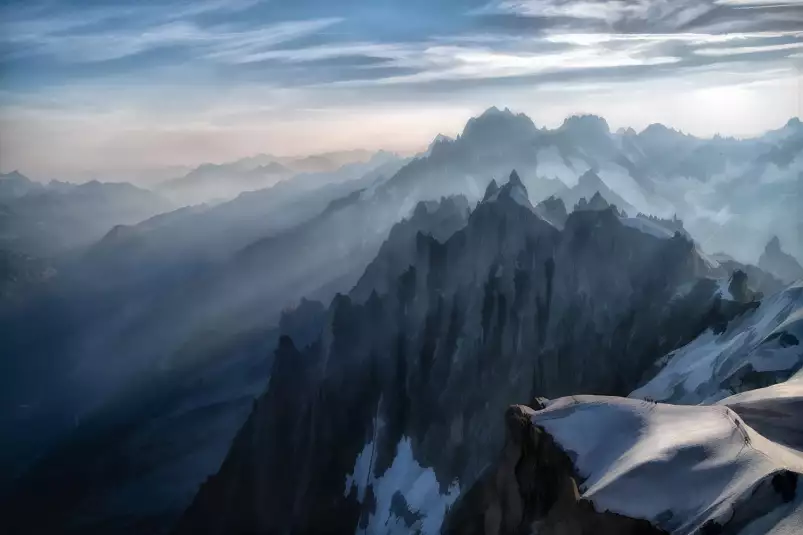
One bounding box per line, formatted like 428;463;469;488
172;173;766;535
3;107;802;535
446;278;803;535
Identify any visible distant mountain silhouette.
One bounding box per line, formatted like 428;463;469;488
759;236;803;283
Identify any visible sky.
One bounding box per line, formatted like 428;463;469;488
0;0;802;181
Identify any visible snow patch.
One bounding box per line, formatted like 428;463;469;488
620;216;675;239
343;436;460;535
632;283;803;404
532;396;803;533
344;440;374;501
715;277;734;300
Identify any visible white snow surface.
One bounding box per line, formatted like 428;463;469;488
632;282;803;404
343;435;460;535
619;216;675;239
717;370;803;451
715;277;734;300
532;395;803;534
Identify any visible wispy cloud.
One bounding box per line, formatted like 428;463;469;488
3;0;800;83
715;0;803;5
0;0;800;176
201;19;346;64
1;1;342;64
318;42;680;87
695;41;803;55
0;0;260;38
473;0;717;31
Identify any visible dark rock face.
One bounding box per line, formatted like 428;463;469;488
172;334;371;534
447;402;803;535
534;196;568;228
351;195;470;302
443;405;668;535
715;256;785;299
758;236;803;284
173;173;730;535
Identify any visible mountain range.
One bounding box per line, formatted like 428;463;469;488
0;173;173;257
156;149;390;205
167;172;770;534
1;108;802;535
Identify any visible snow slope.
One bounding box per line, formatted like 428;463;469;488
719;370;803;451
619;216;676;239
531;395;803;534
344;434;460;535
632;282;803;404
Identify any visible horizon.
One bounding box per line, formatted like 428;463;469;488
1;0;802;181
3;107;802;184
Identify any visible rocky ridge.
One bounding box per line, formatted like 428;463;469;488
173;172;760;535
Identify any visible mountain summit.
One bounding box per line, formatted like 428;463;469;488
482;170;533;210
759;236;803;283
460;107;537;146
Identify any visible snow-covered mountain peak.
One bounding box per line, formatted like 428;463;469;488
633;281;803;404
526;394;803;534
482;170;533;210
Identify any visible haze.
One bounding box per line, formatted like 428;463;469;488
1;0;801;182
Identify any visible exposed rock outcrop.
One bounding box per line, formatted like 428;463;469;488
447;394;803;535
443;404;667;535
173;172;745;535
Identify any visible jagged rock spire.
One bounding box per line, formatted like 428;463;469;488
494;170;532;209
587;191;610;211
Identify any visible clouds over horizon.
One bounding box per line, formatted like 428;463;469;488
0;0;801;178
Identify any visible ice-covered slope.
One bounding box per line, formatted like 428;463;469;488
720;371;803;454
632;282;803;404
527;396;803;535
447;280;803;534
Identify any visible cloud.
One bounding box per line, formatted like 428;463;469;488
473;0;718;31
1;0;800;176
715;0;803;5
1;4;343;64
209;39;393;65
0;0;260;39
3;0;799;83
695;40;803;55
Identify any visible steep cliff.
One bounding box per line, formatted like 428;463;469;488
173;172;755;535
446;393;803;535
